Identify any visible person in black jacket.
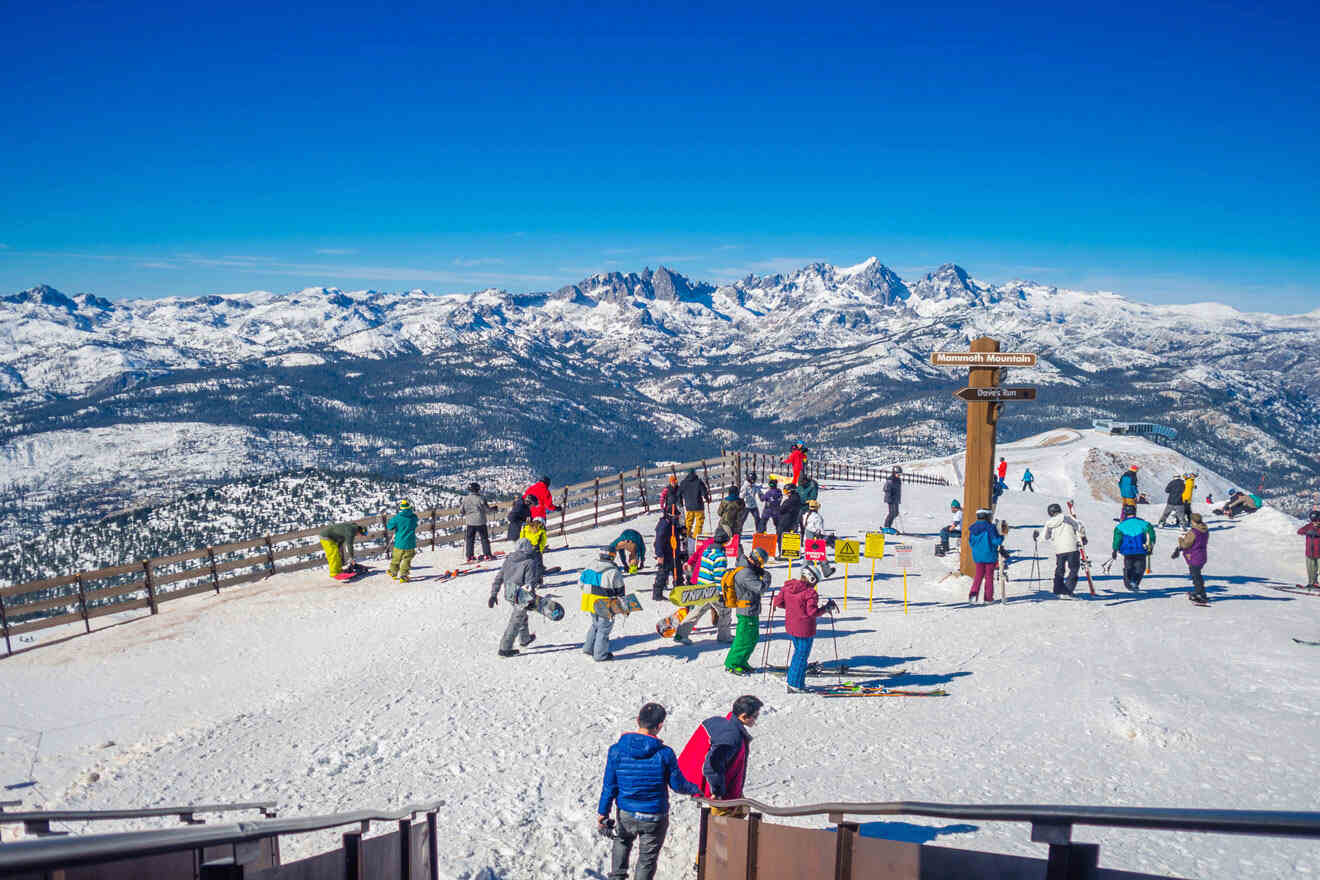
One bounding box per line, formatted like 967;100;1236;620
776;486;802;553
1158;477;1187;528
883;467;902;530
652;511;688;600
506;493;533;542
678;468;711;538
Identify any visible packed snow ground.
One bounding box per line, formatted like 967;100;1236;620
2;429;1318;878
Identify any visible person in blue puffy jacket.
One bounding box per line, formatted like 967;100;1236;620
966;509;1005;603
1111;504;1155;591
598;702;701;880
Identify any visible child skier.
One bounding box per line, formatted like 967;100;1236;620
1111;504;1156;591
724;547;772;676
487;538;545;657
519;515;549;554
581;550;627;661
802;500;835;577
386;499;419;582
1021;468;1035;492
967;509;1004;603
771;564;839;693
1299;509;1320;588
1173;512;1210;604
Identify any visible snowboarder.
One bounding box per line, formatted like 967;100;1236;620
519;515;549;554
761;478;783;538
597;702;701;880
1119;465;1140;508
674;527;733;645
1021;468;1035;492
1043;502;1087;597
461;482;497;562
883;467;902;530
386;499;419;582
717;487;745;537
723;547;772;675
652;511;687;601
967;509;1004;603
488;537;544;657
936;500;962;556
678;468;710;539
582;550;628;661
1173;512;1210;604
783;444;806;487
677;695;763;817
776;486;803;552
609;528;646;573
1299;509;1320;588
739;472;765;534
317;521;366;578
1219;490;1262;518
524;475;558;521
1159;475;1188;528
802;500;835;577
1111;504;1156;591
506;492;533;542
771;565;838;692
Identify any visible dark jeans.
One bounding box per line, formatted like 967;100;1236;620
1123;554;1147;590
1188;565;1206;600
884;502;900;529
1053;551;1080;594
465;525;491;559
1022;481;1034;492
653;551;681;599
938;527;961;550
610;811;669;880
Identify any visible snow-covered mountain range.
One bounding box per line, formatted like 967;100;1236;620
2;260;1318;548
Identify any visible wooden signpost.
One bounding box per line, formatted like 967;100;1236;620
931;338;1039;577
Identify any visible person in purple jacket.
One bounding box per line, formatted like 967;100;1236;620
1173;512;1210;604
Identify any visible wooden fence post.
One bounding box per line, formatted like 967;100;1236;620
264;537;276;577
638;467;649;513
143;560;158;614
0;592;11;656
696;806;711;880
618;472;627;519
594;478;600;527
207;547;220;594
398;818;412;879
343;831;363;880
426;811;440;880
75;574;90;633
746;812;762;880
430;509;438;551
833;820;858;880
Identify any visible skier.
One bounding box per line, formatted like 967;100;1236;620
936;500;962;556
674;527;733;645
386;499;419;582
723;547;772;676
506;492;533;542
608;528;646;573
487;537;544;657
1119;465;1140;508
317;521;366;578
1173;512;1210;604
676;695;763;817
783;444;806;487
717;487;745;538
519;515;550;554
802;500;835;577
761;478;783;539
1021;467;1035;492
1181;473;1197;523
883;467;902;530
596;702;701;880
997;457;1008;483
739;472;765;534
524;475;558;521
967;509;1004;603
1158;475;1188;528
461;482;498;562
1111;504;1156;591
775;485;803;552
1298;509;1320;588
772;564;838;693
678;468;710;539
652;510;687;601
658;474;680;516
582;550;627;661
1043;502;1087;597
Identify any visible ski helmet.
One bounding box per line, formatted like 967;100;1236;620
975;508;992;520
468;482;480;493
768;477;777;486
1047;503;1062;516
530;515;545;525
748;547;769;568
1310;508;1320;522
801;563;821;585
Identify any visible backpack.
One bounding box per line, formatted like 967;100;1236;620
721;566;747;608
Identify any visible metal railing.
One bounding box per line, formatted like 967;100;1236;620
0;802;277;836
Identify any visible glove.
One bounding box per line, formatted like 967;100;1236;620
628;564;639;574
1081;537;1088;546
1111;551;1117;561
1171;548;1181;559
824;599;839;614
488;596;498;608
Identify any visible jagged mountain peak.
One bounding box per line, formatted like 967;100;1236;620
5;284;78;310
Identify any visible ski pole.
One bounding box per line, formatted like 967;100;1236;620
826;608;840;669
760;601;776;672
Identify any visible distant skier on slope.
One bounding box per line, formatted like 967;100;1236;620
1020;467;1035;493
1173;512;1210;604
1043;503;1086;597
488;537;545;657
883;467;902;530
1299;509;1320;588
1112;504;1155;592
997;457;1008;482
318;521;366;578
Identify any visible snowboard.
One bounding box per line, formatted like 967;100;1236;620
582;593;643;617
656;606;689;637
515;588;565;621
332;564;371;582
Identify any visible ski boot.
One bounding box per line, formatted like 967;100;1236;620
497;649;520;658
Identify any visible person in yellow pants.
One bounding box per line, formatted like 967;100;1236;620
318;522;366;578
387;499;419;582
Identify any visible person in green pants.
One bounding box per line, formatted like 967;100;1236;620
387;499;419;582
724;547;772;675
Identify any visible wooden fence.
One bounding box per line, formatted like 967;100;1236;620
0;449;941;657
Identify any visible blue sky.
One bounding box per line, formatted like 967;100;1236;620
1;1;1317;311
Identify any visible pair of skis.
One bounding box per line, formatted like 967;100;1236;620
764;663;907;678
816;682;948;698
1066;500;1097;595
1269;584;1320;598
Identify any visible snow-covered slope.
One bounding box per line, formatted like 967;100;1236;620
3;429;1316;878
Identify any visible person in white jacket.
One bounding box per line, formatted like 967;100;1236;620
803;500;836;577
1042;503;1087;597
739;472;766;534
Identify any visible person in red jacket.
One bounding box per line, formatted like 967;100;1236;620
783;444;806;487
1300;508;1320;588
997;457;1008;481
771;565;838;693
677;695;762;817
524;475;558;521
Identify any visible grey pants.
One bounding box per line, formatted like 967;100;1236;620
676;604;732;641
610;811;669;880
1307;556;1319;586
499;606;532;652
583;607;615;660
1158;503;1185;527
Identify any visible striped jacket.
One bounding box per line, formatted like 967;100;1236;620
698;544;728;585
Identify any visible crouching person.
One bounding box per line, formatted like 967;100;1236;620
318;522;366;578
488;538;543;657
583;550;627;662
597;702;700;880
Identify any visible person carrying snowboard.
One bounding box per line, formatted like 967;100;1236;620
674;527;733;645
679;468;710;538
506;492;533;542
386;499;419;582
318;521;366;578
1298;508;1320;588
677;695;763;817
1111;504;1156;591
967;508;1004;603
1173;512;1210;603
652;510;687;601
739;472;765;534
723;546;772;675
520;515;550;554
1043;502;1087;597
1159;475;1188;528
488;537;545;657
883;467;902;530
524;475;558;521
717;486;745;538
461;482;498;562
609;528;646;573
772;564;838;692
582;550;628;662
1021;467;1035;492
596;702;701;880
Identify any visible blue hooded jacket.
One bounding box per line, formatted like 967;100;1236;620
968;519;1003;564
598;732;700;816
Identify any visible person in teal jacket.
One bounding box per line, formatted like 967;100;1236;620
1111;504;1155;592
387;499;420;582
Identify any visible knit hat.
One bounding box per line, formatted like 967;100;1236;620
807;500;820;510
398;499;412;510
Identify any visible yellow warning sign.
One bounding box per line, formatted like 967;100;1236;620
780;531;801;558
864;532;886;559
834;539;861;564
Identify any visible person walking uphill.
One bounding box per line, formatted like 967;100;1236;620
1043;503;1086;597
1174;513;1210;604
1299;508;1320;588
582;550;627;661
597;702;701;880
488;538;544;657
461;482;497;562
723;547;772;675
967;509;1005;603
1112;504;1156;591
678;695;763;817
883;467;903;530
386;499;419;582
772;565;838;692
318;521;366;578
679;468;710;538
